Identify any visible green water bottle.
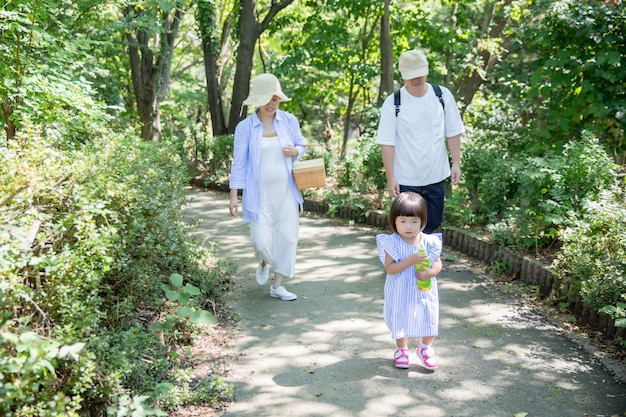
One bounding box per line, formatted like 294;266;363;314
416;247;431;291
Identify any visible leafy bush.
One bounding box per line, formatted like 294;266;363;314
457;131;618;250
553;187;626;316
203;135;235;183
0;127;235;416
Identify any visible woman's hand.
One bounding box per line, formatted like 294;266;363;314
229;190;239;217
282;144;298;158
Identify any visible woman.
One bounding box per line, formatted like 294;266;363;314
228;73;306;301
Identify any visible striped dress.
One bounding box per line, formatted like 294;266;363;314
376;232;443;340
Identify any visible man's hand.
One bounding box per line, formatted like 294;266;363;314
450;163;461;186
387;179;400;198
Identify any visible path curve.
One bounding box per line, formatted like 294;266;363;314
185;189;625;417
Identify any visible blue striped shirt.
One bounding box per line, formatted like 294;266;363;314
229;110;306;223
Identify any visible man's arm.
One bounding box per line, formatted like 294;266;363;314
381;144;399;197
446;134;461;185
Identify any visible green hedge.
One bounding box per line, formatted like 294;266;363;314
1;129;235;416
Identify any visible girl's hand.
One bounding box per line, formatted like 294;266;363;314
411;251;429;266
416;258;442;280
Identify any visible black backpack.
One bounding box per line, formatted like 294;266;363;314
394;84;444;117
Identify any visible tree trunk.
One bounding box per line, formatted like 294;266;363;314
228;0;259;133
377;0;394;106
455;0;513;113
124;4;185;141
227;0;295;134
126;27;156;141
342;79;357;158
197;0;227;136
2;98;16;140
340;12;378;156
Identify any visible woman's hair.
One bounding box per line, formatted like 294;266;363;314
388;192;428;234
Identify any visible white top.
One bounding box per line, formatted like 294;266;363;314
375;84;465;186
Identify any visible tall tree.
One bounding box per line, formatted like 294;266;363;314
0;0;107;142
378;0;394;106
196;0;234;136
453;0;515;110
227;0;295;133
122;1;187;141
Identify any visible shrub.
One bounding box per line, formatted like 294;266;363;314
553;187;626;316
0;127;235;415
456;131;618;250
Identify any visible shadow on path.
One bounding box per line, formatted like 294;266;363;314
184;188;625;417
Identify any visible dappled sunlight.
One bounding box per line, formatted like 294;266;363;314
438;280;485;292
361;393;443;416
313;317;376;332
438;379;498;401
185;190;626;417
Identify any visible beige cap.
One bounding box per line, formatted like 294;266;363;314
398;50;429;80
243;73;291;107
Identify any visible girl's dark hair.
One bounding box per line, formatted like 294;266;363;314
388;192;428;234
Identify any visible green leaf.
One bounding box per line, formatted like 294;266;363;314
58;342;85;360
149;316;176;330
169;273;184;287
176;306;194;318
182;284;201;296
189;309;216;325
164;288;180;301
615;318;626;328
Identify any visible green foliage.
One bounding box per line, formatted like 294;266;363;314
150;273;217;331
153;367;235;412
0;1;111;142
553;187;626;313
442;186;477;229
461;144;518;223
107;394;168;417
601;303;626;330
497;0;626;154
0;328;87;417
1;126;235;415
458;130;619;249
202;135;234;183
331;134;385;196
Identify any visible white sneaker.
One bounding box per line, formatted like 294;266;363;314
270;286;297;301
256;264;269;286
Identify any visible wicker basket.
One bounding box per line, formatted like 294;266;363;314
293;158;326;190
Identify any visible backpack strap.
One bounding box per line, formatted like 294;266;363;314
394;85;444;117
394;89;401;117
432;84;445;110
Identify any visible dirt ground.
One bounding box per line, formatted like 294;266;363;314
170;188;626;417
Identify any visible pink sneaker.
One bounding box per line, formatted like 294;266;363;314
394;348;409;369
417;345;438;370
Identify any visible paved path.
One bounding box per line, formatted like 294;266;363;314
184;189;625;417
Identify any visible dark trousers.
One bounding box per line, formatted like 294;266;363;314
400;181;445;234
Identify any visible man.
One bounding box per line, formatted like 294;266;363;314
376;49;464;234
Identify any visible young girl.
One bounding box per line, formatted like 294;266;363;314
376;192;443;370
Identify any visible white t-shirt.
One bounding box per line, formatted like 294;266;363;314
375;84;465;186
